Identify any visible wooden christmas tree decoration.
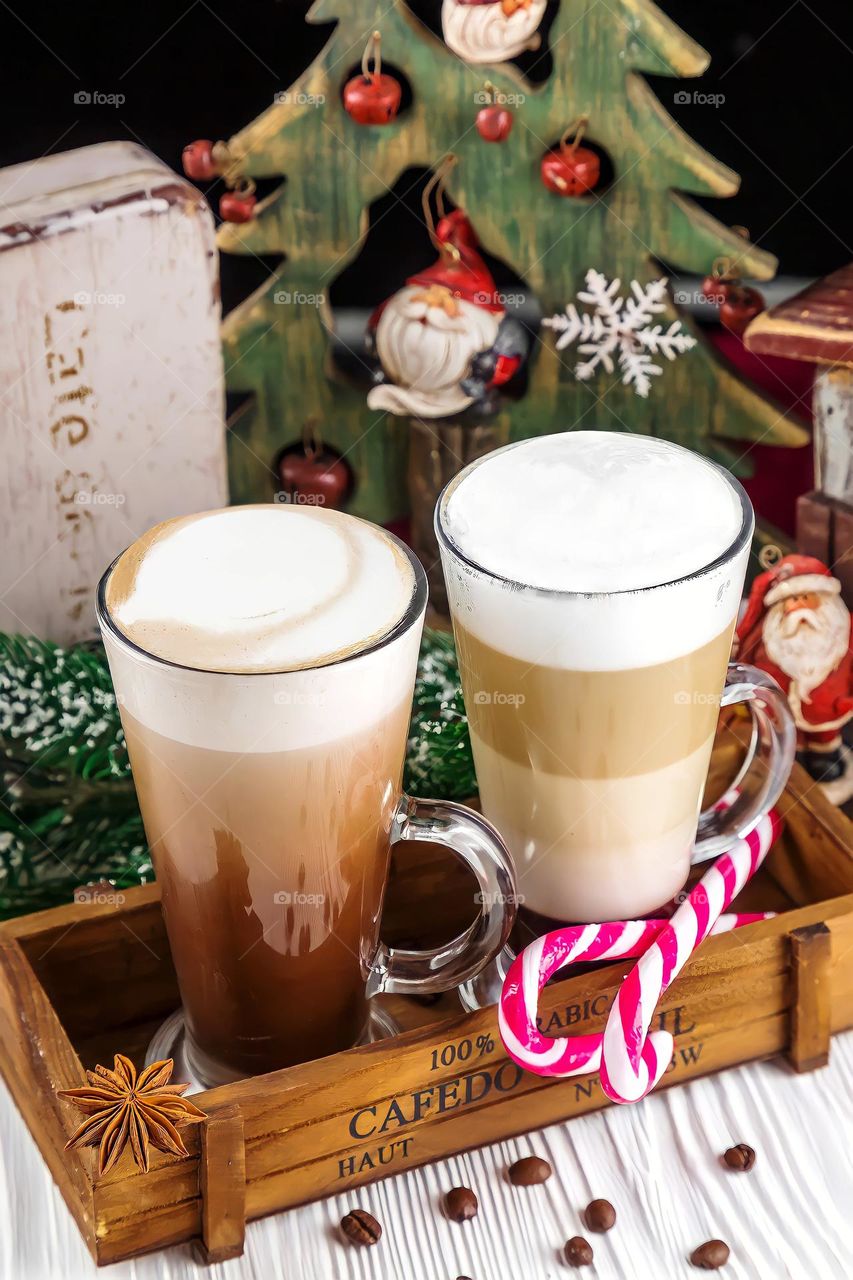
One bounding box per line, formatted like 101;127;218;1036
216;0;807;529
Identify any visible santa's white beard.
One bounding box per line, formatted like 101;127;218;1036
441;0;547;63
368;287;501;418
763;596;849;698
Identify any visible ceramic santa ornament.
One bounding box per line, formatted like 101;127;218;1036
442;0;547;63
365;207;528;418
735;554;853;803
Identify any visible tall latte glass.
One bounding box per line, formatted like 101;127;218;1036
98;505;515;1086
437;432;795;923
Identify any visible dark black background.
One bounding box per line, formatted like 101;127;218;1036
1;0;850;311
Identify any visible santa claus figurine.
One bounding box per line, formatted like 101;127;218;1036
735;554;853;803
442;0;547;63
365;209;529;419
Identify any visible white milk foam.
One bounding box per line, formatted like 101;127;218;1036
101;506;423;752
108;505;416;673
439;432;752;670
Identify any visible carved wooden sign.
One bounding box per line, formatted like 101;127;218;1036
0;142;227;644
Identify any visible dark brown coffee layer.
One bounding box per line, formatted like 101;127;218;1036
121;700;410;1077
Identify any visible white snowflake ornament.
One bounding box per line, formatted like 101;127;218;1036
543;270;697;398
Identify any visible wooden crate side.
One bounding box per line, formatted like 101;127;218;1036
90;899;853;1251
0;933;97;1259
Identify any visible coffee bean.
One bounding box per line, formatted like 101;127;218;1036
564;1236;594;1267
508;1155;552;1185
340;1208;382;1246
690;1239;730;1269
445;1186;478;1222
723;1143;755;1172
584;1198;616;1232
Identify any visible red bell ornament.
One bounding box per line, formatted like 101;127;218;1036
343;31;402;126
219;178;256;224
182;139;230;182
277;423;352;510
476;83;513;143
540;118;601;197
720;285;765;337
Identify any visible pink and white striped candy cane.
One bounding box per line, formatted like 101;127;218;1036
600;809;780;1104
498;810;780;1093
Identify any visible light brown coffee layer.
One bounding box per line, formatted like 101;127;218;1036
121;698;411;1078
453;621;734;779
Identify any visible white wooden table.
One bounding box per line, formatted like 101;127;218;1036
3;1034;852;1280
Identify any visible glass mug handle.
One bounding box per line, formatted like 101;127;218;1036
692;661;796;864
366;795;518;997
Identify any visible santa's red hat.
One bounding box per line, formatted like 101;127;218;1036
406;210;504;312
737;554;842;644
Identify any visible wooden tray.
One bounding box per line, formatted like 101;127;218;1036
1;731;852;1266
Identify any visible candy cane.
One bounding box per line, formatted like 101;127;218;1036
498;810;779;1092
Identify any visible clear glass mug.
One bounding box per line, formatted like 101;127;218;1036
97;529;516;1086
435;447;795;1004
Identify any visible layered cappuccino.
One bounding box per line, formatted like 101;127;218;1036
101;506;420;1082
438;432;753;922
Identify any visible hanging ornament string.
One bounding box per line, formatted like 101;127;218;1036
560;115;589;155
362;29;382;80
422;155;460;261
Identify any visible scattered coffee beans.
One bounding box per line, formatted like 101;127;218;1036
564;1236;594;1267
445;1187;478;1222
723;1143;756;1172
584;1199;616;1232
508;1155;552;1185
340;1208;382;1247
690;1239;730;1269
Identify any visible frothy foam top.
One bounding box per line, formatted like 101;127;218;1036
442;432;744;593
105;506;417;674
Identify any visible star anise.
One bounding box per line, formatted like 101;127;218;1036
57;1053;205;1175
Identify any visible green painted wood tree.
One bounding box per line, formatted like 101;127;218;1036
218;0;807;524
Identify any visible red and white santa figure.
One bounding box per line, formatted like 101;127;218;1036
366;209;528;419
735;554;853;801
441;0;547;64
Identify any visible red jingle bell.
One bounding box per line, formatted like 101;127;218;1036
219;180;256;224
541;119;600;197
701;273;733;307
343;31;401;126
277;425;352;510
720;285;765;337
476;84;513;142
182;140;219;182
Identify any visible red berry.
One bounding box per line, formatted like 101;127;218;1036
182;140;218;182
343;73;402;125
540;145;600;197
720;285;764;336
219;190;256;224
476;104;513;142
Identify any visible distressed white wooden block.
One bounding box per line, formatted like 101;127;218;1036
0;141;228;644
